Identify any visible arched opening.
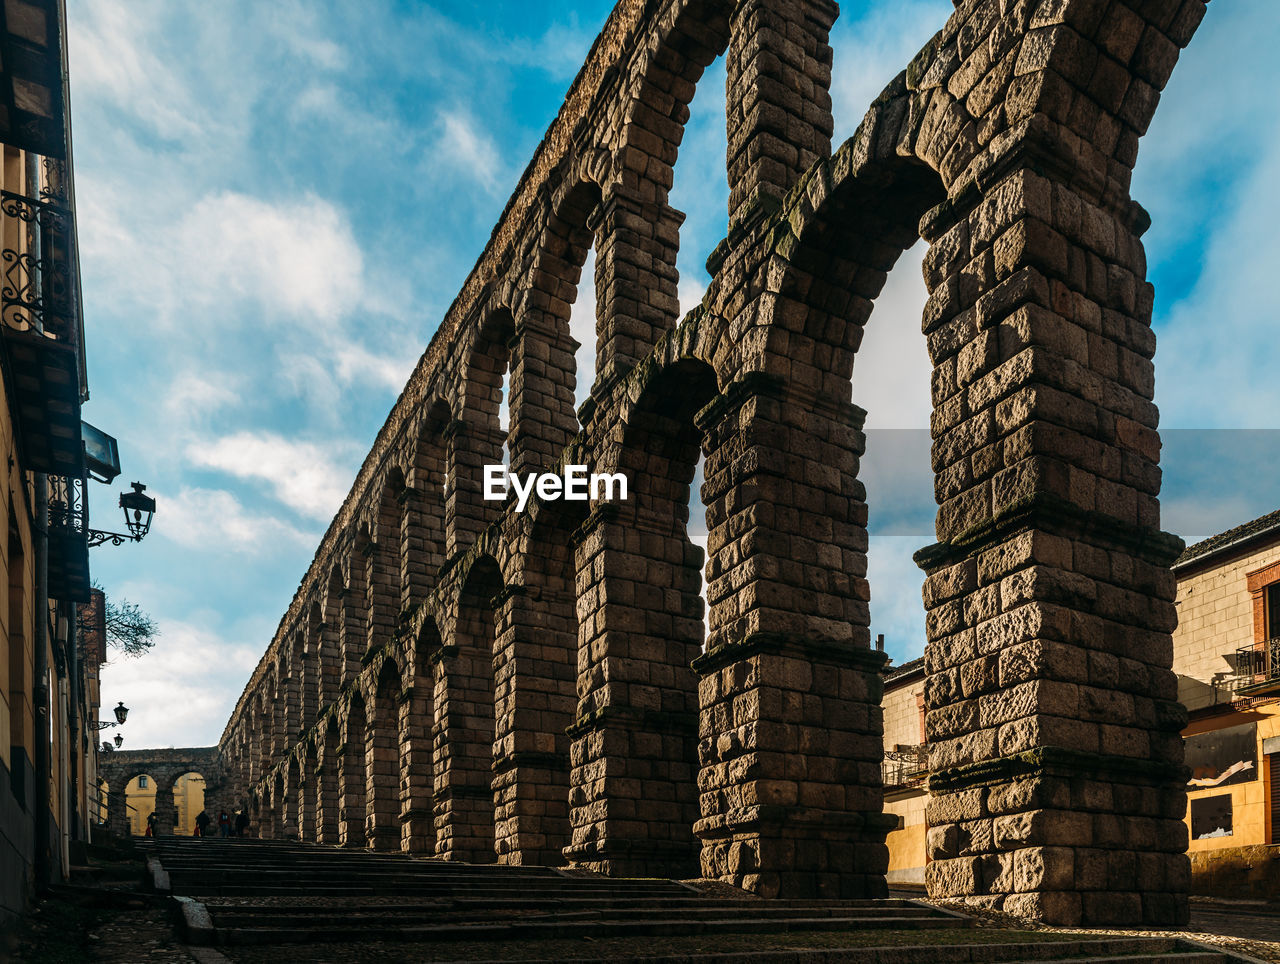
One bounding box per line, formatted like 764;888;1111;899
367;657;402;849
497;502;585;865
347;535;371;673
568;358;718;878
271;770;286;839
453;311;515;552
298;741;317;841
402;619;439;852
124;773;157;835
282;755;300;840
368;470;405;654
340;693;367;847
409;399;450;598
172;770;208;837
318;716;341;844
436;555;502;862
291;624;313;742
310;599;337;712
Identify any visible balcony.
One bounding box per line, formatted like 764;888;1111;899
882;744;928;791
46;471;88;601
1234;638;1280;697
0;179;83;477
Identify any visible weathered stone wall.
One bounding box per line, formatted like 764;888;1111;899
99;748;229;836
203;0;1208;923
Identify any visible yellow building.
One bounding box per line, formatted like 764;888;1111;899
1171;511;1280;897
881;657;927;889
879;510;1280;899
123;773;207;836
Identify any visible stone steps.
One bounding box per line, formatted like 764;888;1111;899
144;839;1240;961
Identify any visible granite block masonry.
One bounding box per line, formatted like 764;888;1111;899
198;0;1207;926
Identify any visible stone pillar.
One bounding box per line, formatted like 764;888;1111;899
692;375;890;898
315;743;340;845
445;418;505;557
566;508;702;878
153;784;176;836
434;565;501;863
338;586;364;686
588;188;683;401
399;674;435;853
365;691;401;850
917;164;1189;926
725;0;836;226
366;502;400;653
492;582;575;865
338;715;367;847
508;312;579;478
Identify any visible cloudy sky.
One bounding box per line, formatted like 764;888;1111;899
73;1;1280;749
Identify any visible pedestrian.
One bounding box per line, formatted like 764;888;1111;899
218;810;231;838
194;810;211;837
145;811;156;837
234;810;249;838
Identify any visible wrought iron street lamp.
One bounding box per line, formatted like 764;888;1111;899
113;733;123;749
93;701;129;730
87;482;156;548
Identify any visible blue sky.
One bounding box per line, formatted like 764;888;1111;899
70;1;1280;748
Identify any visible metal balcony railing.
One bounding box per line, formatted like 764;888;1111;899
0;186;74;341
1235;638;1280;686
882;744;928;790
46;471;89;601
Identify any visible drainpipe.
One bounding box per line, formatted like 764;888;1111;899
33;473;51;890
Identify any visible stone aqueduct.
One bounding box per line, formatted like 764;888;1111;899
197;0;1206;927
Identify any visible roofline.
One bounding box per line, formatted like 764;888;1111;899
1173;519;1280;575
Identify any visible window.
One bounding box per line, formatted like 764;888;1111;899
1190;794;1233;840
1268;583;1280;640
138;775;148;789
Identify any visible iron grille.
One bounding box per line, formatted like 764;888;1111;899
0;187;74;340
882;744;928;790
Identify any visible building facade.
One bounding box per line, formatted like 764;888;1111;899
0;0;107;928
879;510;1280;899
1169;511;1280;897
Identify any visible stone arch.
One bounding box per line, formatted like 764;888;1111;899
339;692;367;847
400;617;439;852
296;743;316;841
451;308;516;553
270;769;285;839
567;357;718;879
366;656;402;849
517;178;602;445
407;398;451;601
310;598;337;711
367;469;406;655
317;714;341;844
494;501;586;866
435;555;504;862
343;542;369;685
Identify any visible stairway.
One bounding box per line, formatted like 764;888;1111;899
137;838;1247;961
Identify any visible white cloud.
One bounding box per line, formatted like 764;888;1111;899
174;192;365;326
157;486;316;552
67;0;205;143
99;619;263;750
853;242;932;429
185;432;359;520
437;110;503;194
